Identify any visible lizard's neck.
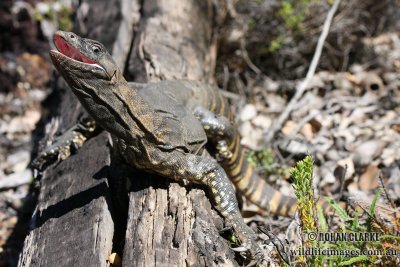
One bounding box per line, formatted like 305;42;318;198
115;77;163;141
63;61;166;145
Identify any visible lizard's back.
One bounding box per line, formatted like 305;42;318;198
137;82;207;154
136;79;300;217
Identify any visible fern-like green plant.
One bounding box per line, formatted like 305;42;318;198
291;155;317;232
289;156;399;266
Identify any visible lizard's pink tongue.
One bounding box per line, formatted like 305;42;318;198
54;35;97;65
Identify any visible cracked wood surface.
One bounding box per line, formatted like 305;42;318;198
20;0;236;266
19;0;130;266
18;132;114;267
123;0;236;266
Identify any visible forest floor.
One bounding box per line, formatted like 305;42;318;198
0;1;399;266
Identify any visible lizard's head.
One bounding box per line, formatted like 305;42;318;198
49;31;120;88
49;31;137;141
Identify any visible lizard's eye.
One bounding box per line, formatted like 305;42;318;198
92;45;101;53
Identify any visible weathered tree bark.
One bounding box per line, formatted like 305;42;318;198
124;0;236;266
19;0;236;266
18;0;131;266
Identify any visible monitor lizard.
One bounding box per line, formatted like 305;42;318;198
32;31;330;263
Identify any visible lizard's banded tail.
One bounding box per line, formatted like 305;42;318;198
189;80;339;215
222;134;298;217
222;134;338;217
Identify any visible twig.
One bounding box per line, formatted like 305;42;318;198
218;89;242;101
258;226;290;265
338;164;347;200
241;39;262;75
265;0;342;144
378;172;396;209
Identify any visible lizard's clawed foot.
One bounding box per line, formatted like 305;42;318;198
232;242;265;266
225;218;265;266
32;119;97;171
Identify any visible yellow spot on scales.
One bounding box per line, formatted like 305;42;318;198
208;173;216;179
220;201;228;209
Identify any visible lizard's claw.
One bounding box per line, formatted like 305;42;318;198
32;144;65;171
31;131;84;171
232;242;265;267
226;218;266;266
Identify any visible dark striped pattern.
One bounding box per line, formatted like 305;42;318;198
191;84;298;216
170;80;337;217
221;134;298;217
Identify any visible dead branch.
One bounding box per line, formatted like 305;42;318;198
265;0;342;144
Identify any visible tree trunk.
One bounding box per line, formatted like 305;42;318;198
19;0;237;266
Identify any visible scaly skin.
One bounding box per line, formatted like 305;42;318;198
47;31;263;261
38;31;340;262
36;31;336;221
144;80;300;216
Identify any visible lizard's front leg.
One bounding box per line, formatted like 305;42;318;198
192;105;235;140
146;149;263;262
192;105;236;161
32;118;98;171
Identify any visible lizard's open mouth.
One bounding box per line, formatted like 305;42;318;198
52;34;104;71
